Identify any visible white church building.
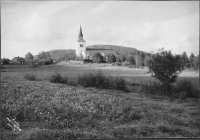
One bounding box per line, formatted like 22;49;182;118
76;26;114;60
76;26;87;58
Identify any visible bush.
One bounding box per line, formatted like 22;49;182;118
127;55;135;65
78;71;127;91
173;79;199;98
193;55;199;72
122;61;130;66
107;54;116;63
92;53;103;63
49;73;68;84
24;73;40;81
83;59;93;63
139;79;199;99
147;48;184;88
139;81;166;96
113;77;127;91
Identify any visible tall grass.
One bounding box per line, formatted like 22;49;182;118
139;79;199;99
24;73;41;81
49;71;127;92
78;71;127;91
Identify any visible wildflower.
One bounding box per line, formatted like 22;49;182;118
6;117;21;132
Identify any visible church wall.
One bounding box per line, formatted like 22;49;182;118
76;42;86;58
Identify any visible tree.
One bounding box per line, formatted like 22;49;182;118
138;55;144;67
46;52;51;59
38;51;51;59
127;55;135;65
116;56;121;63
140;52;146;60
38;51;47;59
144;55;150;66
25;52;33;60
64;53;76;61
181;51;190;68
1;58;10;64
189;53;195;68
193;55;199;72
134;55;144;68
107;54;116;63
121;55;126;62
92;53;103;63
147;48;184;89
135;55;139;68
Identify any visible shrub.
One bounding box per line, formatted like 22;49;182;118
49;73;68;84
107;54;116;63
127;55;135;65
78;71;127;91
193;55;199;72
113;77;127;91
147;48;184;94
120;55;126;62
24;73;40;81
67;77;78;86
122;61;130;66
139;79;199;99
92;53;103;63
83;59;93;63
173;79;199;98
139;80;165;96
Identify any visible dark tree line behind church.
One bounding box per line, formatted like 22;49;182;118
58;50;199;70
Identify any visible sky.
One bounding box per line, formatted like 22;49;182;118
1;1;199;59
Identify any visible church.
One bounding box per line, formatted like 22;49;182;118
76;26;114;60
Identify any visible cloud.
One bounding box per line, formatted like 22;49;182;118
1;1;199;59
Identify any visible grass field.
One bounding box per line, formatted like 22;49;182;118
1;76;200;139
1;62;199;87
1;63;200;139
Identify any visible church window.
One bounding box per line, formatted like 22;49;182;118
80;44;83;47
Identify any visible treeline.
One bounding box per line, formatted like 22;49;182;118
25;51;51;60
50;50;199;70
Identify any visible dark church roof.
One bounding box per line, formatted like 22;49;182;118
86;48;113;51
85;48;116;56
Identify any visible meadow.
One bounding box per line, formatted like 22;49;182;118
1;62;200;139
1;62;199;87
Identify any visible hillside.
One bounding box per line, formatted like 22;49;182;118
44;45;149;61
87;44;143;56
34;49;76;61
48;49;75;61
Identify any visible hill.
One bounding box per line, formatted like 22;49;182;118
87;44;149;57
33;49;75;61
48;49;75;61
43;45;150;61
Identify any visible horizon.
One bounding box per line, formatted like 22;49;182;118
1;1;199;59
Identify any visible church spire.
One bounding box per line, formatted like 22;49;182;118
79;25;83;36
77;25;86;42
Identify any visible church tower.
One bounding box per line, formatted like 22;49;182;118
76;26;86;58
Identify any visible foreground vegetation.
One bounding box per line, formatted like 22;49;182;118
1;76;200;139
